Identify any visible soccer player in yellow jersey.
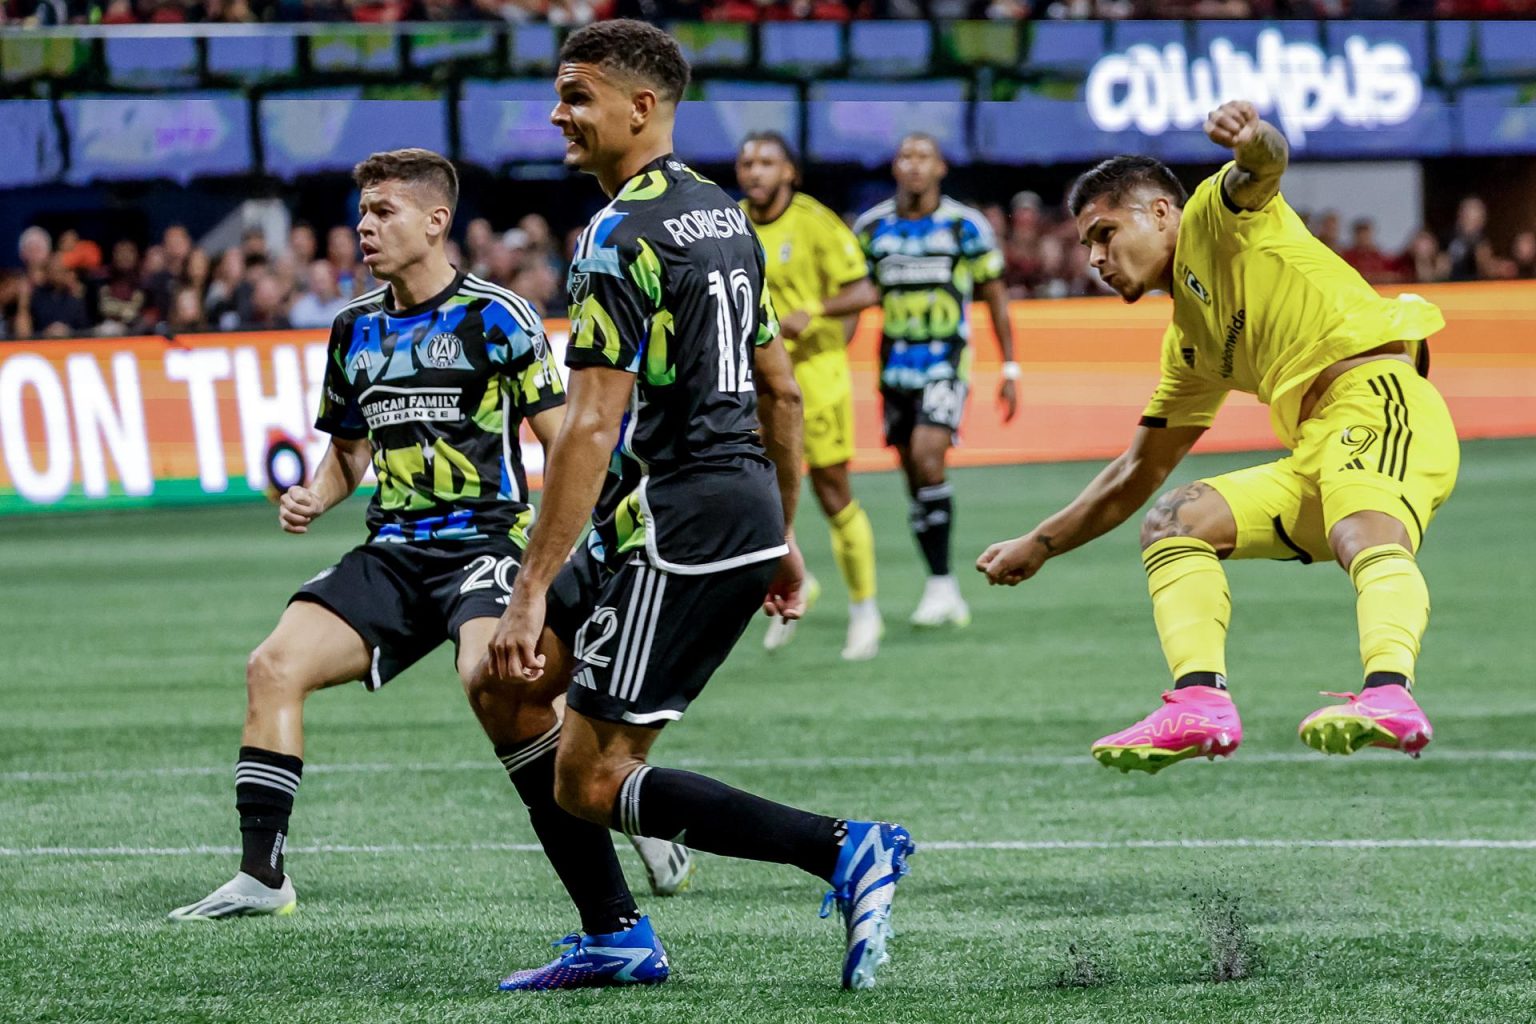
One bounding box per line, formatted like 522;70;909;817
978;101;1457;773
737;132;885;660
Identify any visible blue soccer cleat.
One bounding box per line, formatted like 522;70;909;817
820;820;916;990
497;915;670;991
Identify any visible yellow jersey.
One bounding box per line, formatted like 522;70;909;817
1141;164;1445;448
742;192;869;363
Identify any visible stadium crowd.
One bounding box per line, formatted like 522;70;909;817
7;0;1534;25
3;194;1531;340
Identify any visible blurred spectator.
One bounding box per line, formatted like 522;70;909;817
1446;196;1496;282
163;224;193;280
1340;218;1401;285
1511;230;1536;280
241;227;269;262
1313;210;1341;251
511;260;560;316
30;254;91;337
240;271;292;330
465;217;496;278
290;260;349;327
1003;190;1044;297
289;222;318;268
327;225;363;299
92;240;149;335
166;285;208;334
1406;230;1450;284
205;248;248;330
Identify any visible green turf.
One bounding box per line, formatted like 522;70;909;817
3;439;1534;1023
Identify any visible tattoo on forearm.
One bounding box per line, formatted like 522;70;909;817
1141;482;1212;543
1038;534;1058;554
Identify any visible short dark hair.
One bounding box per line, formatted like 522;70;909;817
352;148;459;214
739;130;799;172
1068;156;1187;218
559;20;691;104
897;131;944;159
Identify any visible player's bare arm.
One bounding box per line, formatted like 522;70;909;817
752;334;808;619
978;276;1019;423
1205;100;1289;212
976;424;1204;585
279;436;372;534
489;365;631;681
779;278;878;340
526;404;566;453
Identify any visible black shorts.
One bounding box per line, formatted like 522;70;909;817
881;378;969;447
290;540;521;691
546;544;778;727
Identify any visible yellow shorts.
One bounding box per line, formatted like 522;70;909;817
794;349;856;470
1204;359;1459;563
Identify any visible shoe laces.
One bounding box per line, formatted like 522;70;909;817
549;932;588;959
818;884;848;920
1318;691;1358;701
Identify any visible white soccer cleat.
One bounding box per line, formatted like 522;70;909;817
629;835;694;897
167;872;296;921
908;576;970;629
841;607;884;662
764;573;820;652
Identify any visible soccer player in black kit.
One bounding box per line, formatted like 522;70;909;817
487;21;915;992
168;148;685;921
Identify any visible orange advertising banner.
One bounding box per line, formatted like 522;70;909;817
0;282;1532;513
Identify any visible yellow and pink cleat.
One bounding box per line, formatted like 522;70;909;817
1298;684;1432;757
1090;685;1242;774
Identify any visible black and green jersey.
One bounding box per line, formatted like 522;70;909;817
315;270;564;546
566;154;787;574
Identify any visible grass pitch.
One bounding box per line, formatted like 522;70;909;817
3;439;1534;1023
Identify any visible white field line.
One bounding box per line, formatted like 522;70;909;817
4;749;1536;784
4;837;1536;859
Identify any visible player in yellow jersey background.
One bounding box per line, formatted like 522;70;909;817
737;132;884;661
978;100;1457;774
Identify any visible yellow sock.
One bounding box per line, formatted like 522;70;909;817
1142;537;1230;681
1350;544;1427;684
829;500;877;604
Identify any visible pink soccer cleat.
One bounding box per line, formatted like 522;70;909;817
1090;685;1242;774
1298;684;1432;758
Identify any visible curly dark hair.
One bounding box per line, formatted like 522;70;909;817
739;130;799;172
559;19;691;104
352;148;459;213
1068;155;1188;217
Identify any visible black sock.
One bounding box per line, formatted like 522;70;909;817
497;723;639;936
235;745;302;888
909;483;954;576
1363;671;1410;690
614;766;843;882
1174;672;1227;691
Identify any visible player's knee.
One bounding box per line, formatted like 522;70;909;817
552;759;620;824
1139;482;1233;552
244;644;305;707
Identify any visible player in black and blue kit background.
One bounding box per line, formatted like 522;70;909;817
168;148;589;921
483;20;915;993
854;135;1020;630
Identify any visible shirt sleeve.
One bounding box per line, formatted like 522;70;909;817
565;224;653;375
313;316;368;439
484;299;566;417
1138;323;1228;429
814;208;870;291
959;214;1004;286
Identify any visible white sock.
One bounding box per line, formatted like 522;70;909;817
849;598;879;621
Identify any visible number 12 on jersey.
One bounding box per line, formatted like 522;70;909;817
709;268;756;393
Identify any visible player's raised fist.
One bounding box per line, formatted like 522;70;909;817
1204;100;1260;148
278;486;324;533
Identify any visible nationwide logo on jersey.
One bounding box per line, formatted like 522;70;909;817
1183;267;1211;305
425;332;464;369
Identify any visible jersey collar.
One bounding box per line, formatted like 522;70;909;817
384;267;467;319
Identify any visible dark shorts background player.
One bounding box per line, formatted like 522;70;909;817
169;148;579;919
736;131;884;661
853;135;1019;630
483;20;914;993
978;101;1456;774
